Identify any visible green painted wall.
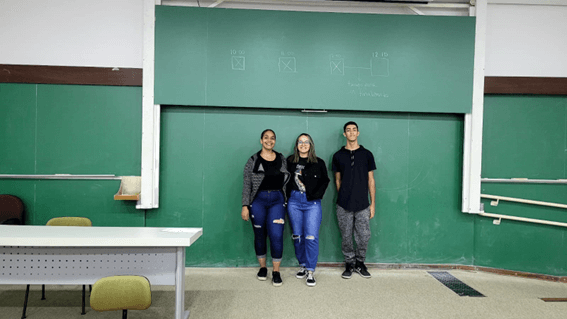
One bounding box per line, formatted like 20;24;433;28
149;107;472;267
478;95;567;276
0;83;143;226
155;6;475;113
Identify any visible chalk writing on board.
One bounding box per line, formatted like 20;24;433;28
230;49;246;71
349;89;389;98
348;82;389;98
330;59;344;75
330;53;390;77
371;57;389;77
279;57;297;73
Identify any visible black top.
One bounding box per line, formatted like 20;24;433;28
258;155;285;191
287;156;330;201
331;145;376;212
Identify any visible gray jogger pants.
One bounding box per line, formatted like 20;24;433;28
336;205;371;264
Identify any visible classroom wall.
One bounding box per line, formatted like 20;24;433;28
2;1;567;275
485;4;567;77
0;83;143;226
0;0;143;68
479;95;567;276
1;0;566;76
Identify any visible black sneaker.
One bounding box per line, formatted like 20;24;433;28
257;267;268;281
272;271;283;287
296;266;307;279
355;261;371;278
306;271;316;287
342;263;354;279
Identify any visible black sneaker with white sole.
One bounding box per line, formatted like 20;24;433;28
257;267;268;281
355;261;371;278
272;271;283;287
306;271;316;287
296;266;307;279
341;263;354;279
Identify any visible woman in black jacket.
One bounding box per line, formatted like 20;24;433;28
286;133;330;287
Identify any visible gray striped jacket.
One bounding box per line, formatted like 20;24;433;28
242;151;290;207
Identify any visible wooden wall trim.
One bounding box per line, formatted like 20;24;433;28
0;64;142;87
485;76;567;95
2;65;564;94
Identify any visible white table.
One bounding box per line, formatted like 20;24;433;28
0;225;202;319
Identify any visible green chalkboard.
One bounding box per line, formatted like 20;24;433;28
155;6;475;113
148;106;472;267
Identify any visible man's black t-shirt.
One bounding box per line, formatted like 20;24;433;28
331;145;376;212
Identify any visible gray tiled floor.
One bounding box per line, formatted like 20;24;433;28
2;268;567;319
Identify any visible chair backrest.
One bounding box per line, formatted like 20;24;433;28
0;195;24;225
46;217;92;227
90;276;152;312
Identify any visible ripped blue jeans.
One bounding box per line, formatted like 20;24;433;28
250;190;285;261
287;190;322;272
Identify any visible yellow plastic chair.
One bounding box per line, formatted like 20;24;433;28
46;217;92;227
21;217;92;318
90;276;152;319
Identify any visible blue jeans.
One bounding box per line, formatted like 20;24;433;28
250;190;285;261
287;190;322;271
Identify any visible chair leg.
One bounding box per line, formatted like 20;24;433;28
41;284;46;300
81;285;86;315
122;309;128;319
21;285;30;319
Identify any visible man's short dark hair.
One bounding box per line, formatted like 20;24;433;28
343;121;358;132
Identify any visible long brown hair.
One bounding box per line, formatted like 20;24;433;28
291;133;318;163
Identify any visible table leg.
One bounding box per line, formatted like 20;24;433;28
175;247;189;319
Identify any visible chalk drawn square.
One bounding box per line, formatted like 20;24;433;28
232;56;245;70
371;58;389;77
278;57;296;73
330;59;344;75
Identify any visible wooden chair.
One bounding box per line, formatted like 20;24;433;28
21;217;92;318
0;194;24;225
90;276;152;319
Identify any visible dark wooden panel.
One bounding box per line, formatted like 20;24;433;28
541;298;567;302
0;64;142;86
485;77;567;95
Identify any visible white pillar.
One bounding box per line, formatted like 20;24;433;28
462;0;487;213
139;0;161;209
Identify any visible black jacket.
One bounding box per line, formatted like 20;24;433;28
242;151;290;206
286;156;330;201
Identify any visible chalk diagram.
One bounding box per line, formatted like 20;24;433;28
330;55;390;79
278;57;297;73
330;54;390;98
232;56;245;70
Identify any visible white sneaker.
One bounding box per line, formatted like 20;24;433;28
306;271;316;287
296;266;307;279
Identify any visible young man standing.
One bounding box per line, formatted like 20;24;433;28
332;121;376;279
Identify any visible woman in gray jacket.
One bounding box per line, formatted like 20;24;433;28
241;129;290;287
